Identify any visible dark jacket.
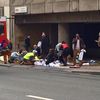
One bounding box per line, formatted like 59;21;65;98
72;38;86;50
25;37;30;47
41;36;50;54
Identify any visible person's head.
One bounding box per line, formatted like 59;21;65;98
99;32;100;37
49;48;54;54
33;44;37;49
42;32;46;37
27;35;30;38
62;41;66;44
33;50;38;56
76;33;80;39
19;49;23;54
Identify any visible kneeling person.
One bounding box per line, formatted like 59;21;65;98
21;51;39;65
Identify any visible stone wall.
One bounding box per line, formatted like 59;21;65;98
11;0;100;15
0;0;9;16
0;0;9;7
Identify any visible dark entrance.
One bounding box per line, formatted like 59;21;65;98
14;23;58;50
69;23;100;59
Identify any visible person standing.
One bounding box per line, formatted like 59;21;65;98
41;32;50;58
95;32;100;47
0;39;12;64
24;35;31;52
72;33;86;66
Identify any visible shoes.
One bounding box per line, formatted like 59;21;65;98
70;64;81;68
63;64;67;66
20;61;24;65
4;62;7;64
74;64;81;68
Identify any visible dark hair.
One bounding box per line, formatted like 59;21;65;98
62;41;66;44
19;49;23;54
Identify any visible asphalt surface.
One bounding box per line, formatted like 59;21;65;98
0;66;100;100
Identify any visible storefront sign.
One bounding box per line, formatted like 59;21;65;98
15;6;27;14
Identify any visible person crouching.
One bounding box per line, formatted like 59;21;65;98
20;50;39;65
45;49;56;65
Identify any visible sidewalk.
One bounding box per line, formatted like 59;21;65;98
46;65;100;74
69;66;100;74
0;63;100;75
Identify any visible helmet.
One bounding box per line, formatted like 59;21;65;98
33;50;37;54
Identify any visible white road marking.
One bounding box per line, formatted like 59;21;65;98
26;95;54;100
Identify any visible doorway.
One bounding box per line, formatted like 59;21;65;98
69;23;100;58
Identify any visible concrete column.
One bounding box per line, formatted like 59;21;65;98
58;23;70;43
4;6;10;39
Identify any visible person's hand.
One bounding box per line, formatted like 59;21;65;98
95;40;98;42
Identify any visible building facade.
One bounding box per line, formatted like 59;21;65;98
10;0;100;58
0;0;10;39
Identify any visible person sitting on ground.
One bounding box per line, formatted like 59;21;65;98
8;51;19;63
20;50;39;65
8;49;26;64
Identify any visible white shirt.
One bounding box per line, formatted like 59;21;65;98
11;52;19;57
76;39;80;50
55;43;62;52
37;41;42;48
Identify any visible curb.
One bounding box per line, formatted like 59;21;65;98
71;70;100;75
0;64;13;67
32;67;100;75
0;64;100;75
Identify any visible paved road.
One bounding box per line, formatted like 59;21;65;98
0;66;100;100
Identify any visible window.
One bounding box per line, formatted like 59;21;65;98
0;23;4;35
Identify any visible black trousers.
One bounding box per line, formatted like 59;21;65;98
59;55;67;66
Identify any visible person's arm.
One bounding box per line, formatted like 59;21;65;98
81;38;86;49
95;37;100;47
